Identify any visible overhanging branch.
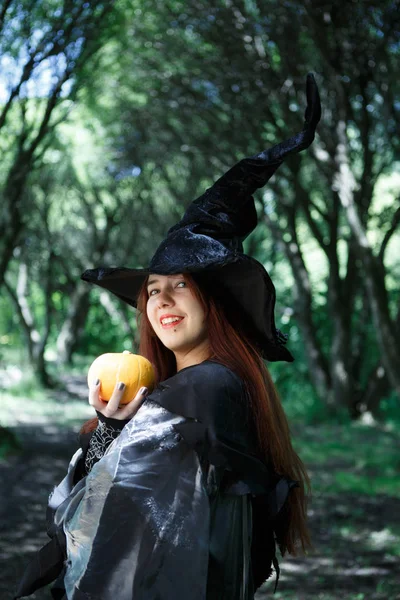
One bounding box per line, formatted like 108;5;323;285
378;202;400;263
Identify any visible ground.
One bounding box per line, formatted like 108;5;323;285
0;376;399;600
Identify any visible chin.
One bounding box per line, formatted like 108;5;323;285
158;336;181;351
161;339;194;354
163;342;187;353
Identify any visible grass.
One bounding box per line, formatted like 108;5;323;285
0;361;93;457
0;389;93;428
292;422;400;496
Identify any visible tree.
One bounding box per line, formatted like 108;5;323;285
2;0;399;419
0;0;121;285
90;0;400;417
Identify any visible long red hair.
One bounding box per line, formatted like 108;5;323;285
81;273;311;555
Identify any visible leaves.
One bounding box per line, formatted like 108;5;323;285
0;0;399;417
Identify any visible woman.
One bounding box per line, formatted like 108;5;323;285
16;74;321;600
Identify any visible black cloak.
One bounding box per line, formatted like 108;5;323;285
15;361;296;600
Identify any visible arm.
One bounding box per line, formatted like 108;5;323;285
73;413;131;483
72;379;149;483
58;395;213;599
14;381;148;599
83;413;130;474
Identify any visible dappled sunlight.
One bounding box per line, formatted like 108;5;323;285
254;440;400;600
369;528;396;548
0;364;24;388
0;373;93;432
0;1;399;599
2;387;399;600
256;522;398;598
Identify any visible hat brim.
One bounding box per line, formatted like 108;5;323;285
81;259;293;362
192;258;294;362
81;267;150;308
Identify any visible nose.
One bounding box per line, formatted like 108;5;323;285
156;288;175;308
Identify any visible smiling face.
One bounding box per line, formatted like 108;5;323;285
146;274;210;370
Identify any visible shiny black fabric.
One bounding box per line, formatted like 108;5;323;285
153;361;298;522
153;361;274;494
15;361;296;599
81;74;321;363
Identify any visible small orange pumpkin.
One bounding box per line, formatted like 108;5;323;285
87;351;155;405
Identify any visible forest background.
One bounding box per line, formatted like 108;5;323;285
0;1;399;599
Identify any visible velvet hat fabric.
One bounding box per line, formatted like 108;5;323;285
82;73;321;361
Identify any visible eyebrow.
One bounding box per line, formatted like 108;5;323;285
147;275;184;288
147;279;159;288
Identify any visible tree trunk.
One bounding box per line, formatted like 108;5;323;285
334;119;400;399
361;362;391;419
99;291;136;340
264;212;332;406
3;262;53;386
360;305;400;418
327;264;355;410
34;250;55;387
33;349;53;388
0;156;31;287
56;283;91;365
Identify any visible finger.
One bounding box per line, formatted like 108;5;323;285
103;381;127;417
117;386;149;420
117;387;148;420
88;379;105;411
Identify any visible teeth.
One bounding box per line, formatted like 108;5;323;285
161;317;183;325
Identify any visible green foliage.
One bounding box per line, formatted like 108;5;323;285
1;0;399;421
293;422;400;496
0;294;19;349
0;424;21;460
78;295;137;357
378;391;400;426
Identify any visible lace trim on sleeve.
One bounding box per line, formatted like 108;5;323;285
84;420;122;475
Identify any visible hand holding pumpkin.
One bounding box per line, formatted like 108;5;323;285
87;351;155;421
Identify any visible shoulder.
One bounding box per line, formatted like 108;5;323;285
186;360;242;382
174;360;244;398
154;360;246;424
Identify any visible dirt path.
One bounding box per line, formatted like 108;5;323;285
0;375;89;600
0;379;399;599
0;427;77;600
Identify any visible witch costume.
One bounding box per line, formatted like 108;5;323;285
15;74;321;600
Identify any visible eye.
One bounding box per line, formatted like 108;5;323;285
177;281;186;288
148;288;159;296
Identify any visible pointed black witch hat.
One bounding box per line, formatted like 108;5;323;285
82;73;321;362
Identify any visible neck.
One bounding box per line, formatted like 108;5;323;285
174;340;211;372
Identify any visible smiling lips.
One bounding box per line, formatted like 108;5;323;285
160;315;185;329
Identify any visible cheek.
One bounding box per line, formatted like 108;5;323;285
146;301;155;327
193;305;207;327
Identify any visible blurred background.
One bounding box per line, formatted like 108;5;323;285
0;1;399;599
